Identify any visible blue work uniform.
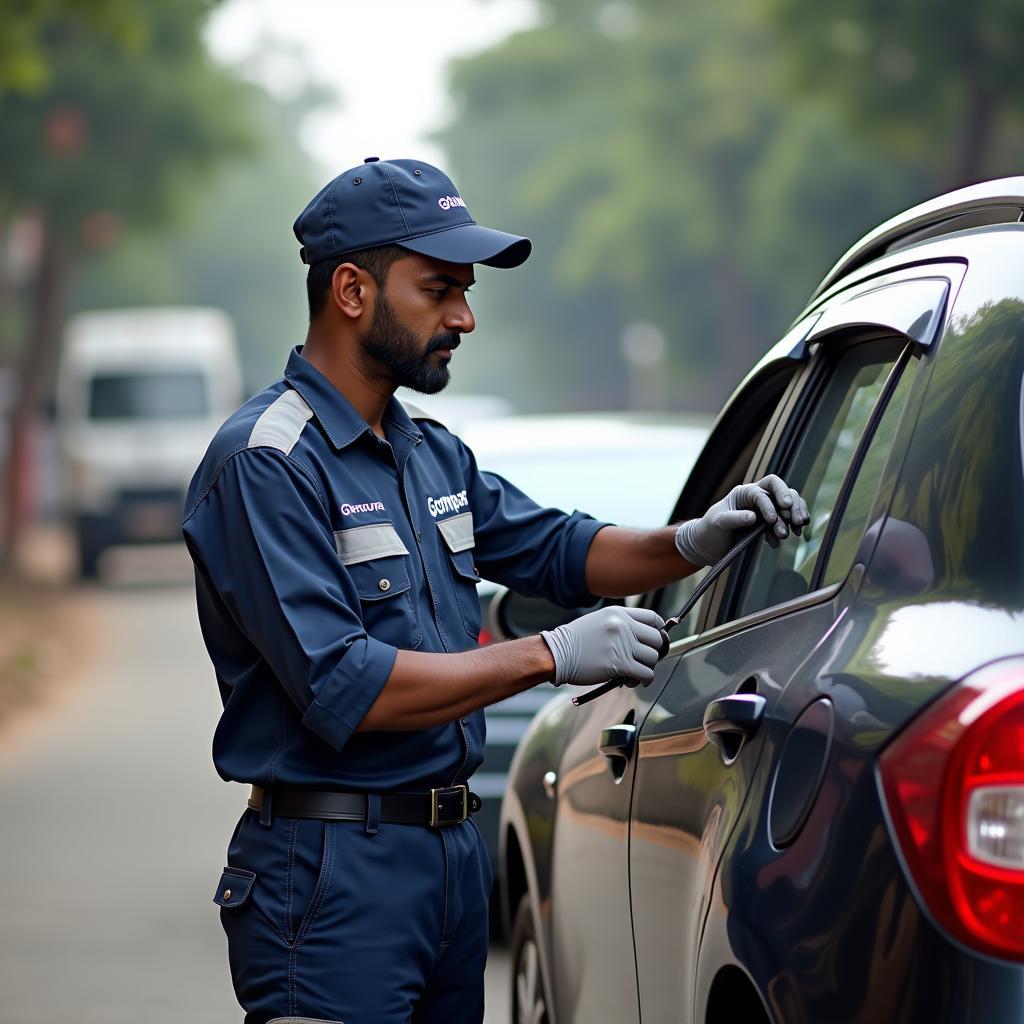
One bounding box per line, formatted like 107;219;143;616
183;346;606;1024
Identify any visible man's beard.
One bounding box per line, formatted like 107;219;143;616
361;292;461;395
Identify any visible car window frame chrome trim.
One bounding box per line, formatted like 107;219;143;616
662;580;844;659
806;276;950;349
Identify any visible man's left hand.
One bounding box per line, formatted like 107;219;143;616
674;474;810;568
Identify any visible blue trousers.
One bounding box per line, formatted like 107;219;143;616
214;808;492;1023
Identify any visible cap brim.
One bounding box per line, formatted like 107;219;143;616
399;223;532;268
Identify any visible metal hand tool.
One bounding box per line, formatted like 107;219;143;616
571;521;769;707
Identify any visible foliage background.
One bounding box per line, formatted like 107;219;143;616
436;0;1024;411
2;0;1024;562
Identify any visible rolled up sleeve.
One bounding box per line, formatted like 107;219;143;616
183;447;396;751
457;441;610;608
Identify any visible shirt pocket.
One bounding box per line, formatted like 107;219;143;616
436;511;483;641
335;522;422;650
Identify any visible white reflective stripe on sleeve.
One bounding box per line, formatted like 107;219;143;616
247;389;314;455
436;511;475;553
334;523;410;565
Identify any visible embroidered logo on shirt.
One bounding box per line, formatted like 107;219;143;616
427;490;469;518
340;501;386;515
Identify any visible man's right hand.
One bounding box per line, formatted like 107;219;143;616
541;606;667;687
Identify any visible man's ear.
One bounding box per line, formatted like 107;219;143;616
331;263;373;320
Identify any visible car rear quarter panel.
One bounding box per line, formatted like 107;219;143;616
700;648;1024;1024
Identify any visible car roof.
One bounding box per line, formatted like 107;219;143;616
63;307;236;367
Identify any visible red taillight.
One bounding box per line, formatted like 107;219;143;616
880;657;1024;959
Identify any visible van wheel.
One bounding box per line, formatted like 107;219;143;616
511;894;549;1024
75;521;104;580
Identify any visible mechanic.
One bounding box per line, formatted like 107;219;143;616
181;157;809;1024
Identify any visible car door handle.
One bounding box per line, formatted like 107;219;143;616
599;723;637;762
703;693;766;761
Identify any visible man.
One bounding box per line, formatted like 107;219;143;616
182;157;808;1024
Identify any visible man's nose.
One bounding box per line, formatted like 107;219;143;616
446;299;475;335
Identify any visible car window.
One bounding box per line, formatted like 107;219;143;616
88;371;209;419
655;425;768;640
819;352;921;588
645;359;802;643
733;338;905;620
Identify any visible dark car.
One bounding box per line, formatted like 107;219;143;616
496;177;1024;1023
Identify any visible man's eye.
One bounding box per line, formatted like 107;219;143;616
429;288;448;298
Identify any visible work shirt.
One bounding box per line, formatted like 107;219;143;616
183;346;607;792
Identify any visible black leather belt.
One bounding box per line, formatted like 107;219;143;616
248;784;482;827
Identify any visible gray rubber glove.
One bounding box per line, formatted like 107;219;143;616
674;474;810;567
541;606;667;687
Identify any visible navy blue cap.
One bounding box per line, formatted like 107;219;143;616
293;157;532;269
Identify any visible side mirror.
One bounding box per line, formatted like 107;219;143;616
488;585;607;641
858;516;934;598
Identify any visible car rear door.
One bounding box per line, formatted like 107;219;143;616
627;268;960;1023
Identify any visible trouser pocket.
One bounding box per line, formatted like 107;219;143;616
213;866;256;909
285;818;335;947
223;812;336;948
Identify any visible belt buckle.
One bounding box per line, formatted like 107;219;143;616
430;785;468;827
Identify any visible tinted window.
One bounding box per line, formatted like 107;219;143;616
734;339;903;619
820;352;920;587
656;424;770;639
88;372;208;419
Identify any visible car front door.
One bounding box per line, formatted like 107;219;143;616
628;270;956;1023
545;352;802;1024
546;663;671;1024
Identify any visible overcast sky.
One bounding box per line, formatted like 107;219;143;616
206;0;539;176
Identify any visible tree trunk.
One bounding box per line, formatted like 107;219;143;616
953;73;995;189
0;223;71;574
709;248;762;411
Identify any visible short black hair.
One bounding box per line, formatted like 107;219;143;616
306;244;408;320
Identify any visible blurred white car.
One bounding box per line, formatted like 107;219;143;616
463;413;710;538
396;388;515;435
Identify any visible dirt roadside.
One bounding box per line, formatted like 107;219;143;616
0;526;101;737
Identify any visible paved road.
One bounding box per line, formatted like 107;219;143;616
0;550;510;1023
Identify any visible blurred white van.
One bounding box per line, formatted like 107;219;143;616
56;307;242;578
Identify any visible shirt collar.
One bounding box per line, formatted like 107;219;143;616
283;346;423;450
383;395;424;442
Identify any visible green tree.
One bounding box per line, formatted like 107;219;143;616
758;0;1024;188
438;0;925;415
74;86;323;396
0;0;254;567
0;0;147;95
